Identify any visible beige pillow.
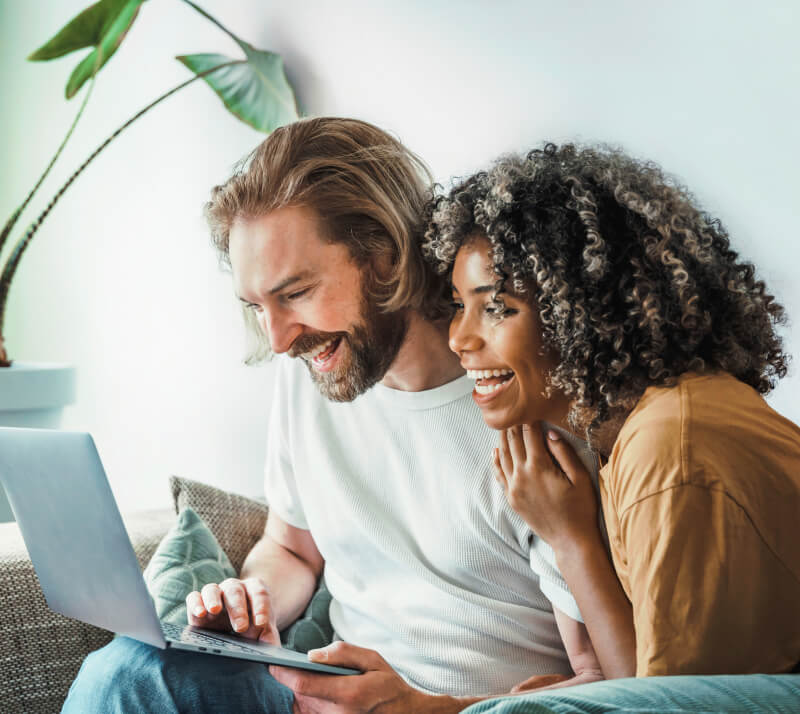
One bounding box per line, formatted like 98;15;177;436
169;475;268;575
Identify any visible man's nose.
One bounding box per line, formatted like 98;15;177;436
261;308;303;355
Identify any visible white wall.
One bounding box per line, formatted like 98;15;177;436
2;0;798;512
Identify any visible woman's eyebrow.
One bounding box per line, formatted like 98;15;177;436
450;284;494;295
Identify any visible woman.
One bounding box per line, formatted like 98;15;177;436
423;143;800;677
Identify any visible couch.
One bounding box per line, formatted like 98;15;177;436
3;476;799;714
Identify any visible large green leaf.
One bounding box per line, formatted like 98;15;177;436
177;46;299;133
28;0;146;99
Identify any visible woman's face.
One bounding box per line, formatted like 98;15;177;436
449;235;570;431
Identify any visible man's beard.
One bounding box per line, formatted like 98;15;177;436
290;287;408;403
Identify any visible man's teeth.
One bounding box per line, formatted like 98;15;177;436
466;368;514;380
306;339;335;360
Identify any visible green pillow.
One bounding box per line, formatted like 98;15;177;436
144;505;333;653
143;507;236;624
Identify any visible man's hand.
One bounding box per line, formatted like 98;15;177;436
186;576;280;645
495;423;600;552
270;642;443;714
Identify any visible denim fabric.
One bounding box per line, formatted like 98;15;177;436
462;674;800;714
61;637;294;713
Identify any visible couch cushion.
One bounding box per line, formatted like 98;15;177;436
143;507;236;623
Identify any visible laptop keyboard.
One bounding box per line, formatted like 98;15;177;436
161;621;263;654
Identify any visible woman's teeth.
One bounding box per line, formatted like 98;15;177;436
466;368;514;380
466;368;515;395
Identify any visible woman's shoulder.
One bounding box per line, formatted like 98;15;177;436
602;370;800;519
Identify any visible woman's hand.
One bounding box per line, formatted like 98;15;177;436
494;423;600;552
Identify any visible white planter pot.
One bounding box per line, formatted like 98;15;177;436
0;362;76;522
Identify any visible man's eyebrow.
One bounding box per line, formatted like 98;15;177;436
237;271;315;303
267;271;314;295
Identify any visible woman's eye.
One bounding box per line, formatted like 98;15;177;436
246;303;263;313
449;301;464;312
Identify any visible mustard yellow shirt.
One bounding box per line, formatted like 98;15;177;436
599;372;800;676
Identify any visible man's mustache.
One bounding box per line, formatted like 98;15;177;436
287;332;346;360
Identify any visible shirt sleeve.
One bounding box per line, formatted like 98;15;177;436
620;483;788;676
263;358;309;529
529;535;584;622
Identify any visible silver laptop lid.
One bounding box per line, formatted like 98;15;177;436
0;427;166;648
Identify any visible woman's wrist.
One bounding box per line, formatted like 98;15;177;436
551;529;606;570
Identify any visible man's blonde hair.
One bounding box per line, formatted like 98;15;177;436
205;117;449;361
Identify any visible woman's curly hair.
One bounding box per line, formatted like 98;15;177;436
423;143;789;441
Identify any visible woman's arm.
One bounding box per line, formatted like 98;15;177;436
551;538;636;679
496;424;636;679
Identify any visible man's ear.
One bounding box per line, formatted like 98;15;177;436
370;252;394;283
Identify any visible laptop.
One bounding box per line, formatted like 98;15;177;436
0;427;358;675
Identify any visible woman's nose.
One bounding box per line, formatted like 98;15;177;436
449;316;482;355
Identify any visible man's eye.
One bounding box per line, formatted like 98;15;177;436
286;288;311;301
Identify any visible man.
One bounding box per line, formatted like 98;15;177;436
63;117;579;713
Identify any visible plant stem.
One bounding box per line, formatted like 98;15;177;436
180;0;243;47
0;76;96;261
0;59;244;350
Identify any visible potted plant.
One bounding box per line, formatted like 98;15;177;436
0;0;298;520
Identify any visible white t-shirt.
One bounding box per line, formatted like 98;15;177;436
265;356;584;695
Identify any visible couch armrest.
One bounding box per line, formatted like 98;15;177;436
0;508;175;714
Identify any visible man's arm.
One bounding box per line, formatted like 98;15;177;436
186;510;324;643
241;510;324;630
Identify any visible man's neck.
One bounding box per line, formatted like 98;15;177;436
380;312;464;392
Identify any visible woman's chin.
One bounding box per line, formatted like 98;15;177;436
479;407;516;432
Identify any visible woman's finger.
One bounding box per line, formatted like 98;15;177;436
498;430;513;480
493;448;508;491
506;424;527;465
545;429;591;485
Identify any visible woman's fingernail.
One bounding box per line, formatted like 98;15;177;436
308;648;327;661
547;430;561;441
193;606;206;617
254;614;267;626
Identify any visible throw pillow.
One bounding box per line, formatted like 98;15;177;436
143;507;236;624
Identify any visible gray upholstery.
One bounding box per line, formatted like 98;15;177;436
0;508;175;713
0;476;274;713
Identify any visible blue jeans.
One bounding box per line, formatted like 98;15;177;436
463;674;800;714
64;637;800;714
62;637;294;713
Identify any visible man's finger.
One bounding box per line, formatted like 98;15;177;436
511;673;569;693
243;577;271;627
186;591;206;621
200;582;223;615
269;665;357;703
308;641;384;672
219;580;249;632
